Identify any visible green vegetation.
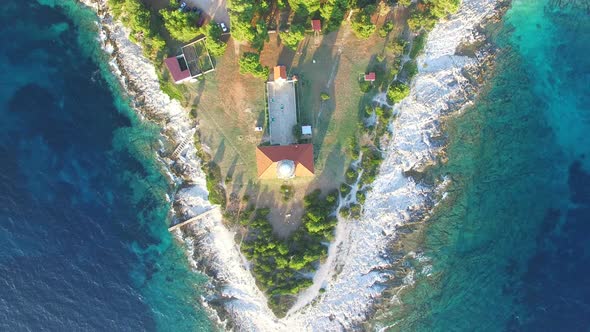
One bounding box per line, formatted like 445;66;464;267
203;23;227;57
410;32;427;59
279;24;306;50
280;184;294;201
107;0;165;59
359;80;372;93
387;81;410;104
408;0;461;32
378;21;394;38
239;52;270;79
227;0;269;50
351;6;376;39
240;189;338;315
159;8;201;42
320;92;331;101
319;0;349;31
405;60;418;80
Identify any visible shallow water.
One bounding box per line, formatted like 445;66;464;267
373;0;590;330
0;1;213;331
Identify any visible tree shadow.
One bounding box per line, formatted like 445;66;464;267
191;78;207;108
213;138;225;163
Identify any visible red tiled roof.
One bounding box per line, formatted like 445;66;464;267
256;144;314;178
311;19;321;32
274;65;287;81
364;72;376;81
165;56;191;83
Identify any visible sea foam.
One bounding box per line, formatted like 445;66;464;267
80;0;500;330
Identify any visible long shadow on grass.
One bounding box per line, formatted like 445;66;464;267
213;139;225;163
191;78;207;108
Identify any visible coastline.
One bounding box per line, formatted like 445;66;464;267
76;0;504;330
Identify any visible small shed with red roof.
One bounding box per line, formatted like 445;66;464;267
364;72;376;82
311;19;321;32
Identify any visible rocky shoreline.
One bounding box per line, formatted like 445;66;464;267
75;0;509;329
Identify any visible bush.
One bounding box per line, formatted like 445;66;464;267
349;203;362;218
410;32;427;59
108;0;165;59
405;60;418;80
340;183;351;195
359;80;372;93
356;190;366;204
375;106;393;121
351;11;376;39
160;9;201;42
408;11;437;32
378;21;394;38
320;92;331;101
320;0;348;31
280;184;294;202
339;206;350;218
279;23;306;50
239;52;270;79
204;162;227;207
387;81;410;104
345;167;359;184
204;23;227;57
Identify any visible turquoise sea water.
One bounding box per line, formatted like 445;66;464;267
0;1;213;330
374;0;590;331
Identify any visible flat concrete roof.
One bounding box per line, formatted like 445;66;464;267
267;80;297;145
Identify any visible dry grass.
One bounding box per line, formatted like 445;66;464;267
185;12;403;237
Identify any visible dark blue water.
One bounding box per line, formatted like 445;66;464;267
0;1;213;330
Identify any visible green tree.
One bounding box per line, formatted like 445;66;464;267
387;81;410;104
351;11;376;39
378;21;394;38
279;23;306;50
203;23;227;56
239;52;270;79
160;9;201;42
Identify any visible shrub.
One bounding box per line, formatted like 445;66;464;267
405;60;418;80
108;0;165;59
239;52;270;79
356;190;366;204
204;162;227;207
339;206;350;218
203;22;227;57
378;21;394;38
345;167;359;184
410;32;427;59
160;9;201;42
320;92;331;101
408;11;437;32
351;11;376;39
280;184;294;202
349;203;362;218
279;23;306;50
359;80;372;93
340;183;351;195
387;81;410;104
